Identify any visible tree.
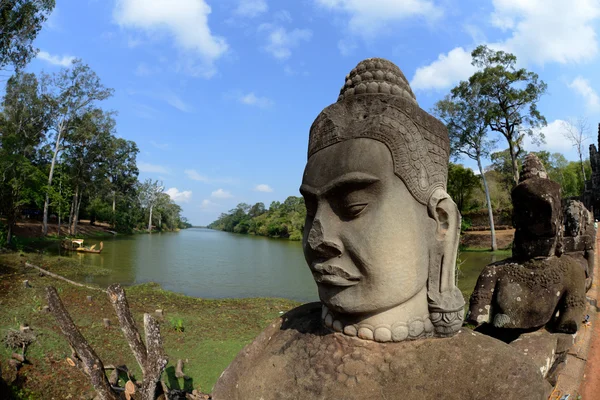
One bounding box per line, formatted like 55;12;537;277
138;179;163;233
433;82;499;250
469;45;548;186
61;108;114;235
41;59;113;235
0;0;55;72
0;72;48;243
562;118;591;186
447;163;480;214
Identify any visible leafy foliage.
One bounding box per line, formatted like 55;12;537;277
447;163;481;213
208;197;307;240
0;0;55;71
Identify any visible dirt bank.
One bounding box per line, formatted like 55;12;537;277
460;229;514;250
10;219;114;239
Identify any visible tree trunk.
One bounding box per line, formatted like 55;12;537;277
6;222;13;246
148;205;153;234
508;143;519;186
73;193;83;235
45;287;119;400
478;157;498;251
43;123;64;236
69;187;79;235
112;191;116;228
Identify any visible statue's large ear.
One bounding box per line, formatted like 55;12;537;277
427;189;465;336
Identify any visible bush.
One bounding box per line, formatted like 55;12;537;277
460;217;472;233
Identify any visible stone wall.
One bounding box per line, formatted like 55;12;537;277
583;123;600;220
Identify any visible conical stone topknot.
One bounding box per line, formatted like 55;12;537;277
520;153;548;182
337;58;417;104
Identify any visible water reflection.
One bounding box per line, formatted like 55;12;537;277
49;228;508;302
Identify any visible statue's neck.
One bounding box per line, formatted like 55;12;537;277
321;286;432;343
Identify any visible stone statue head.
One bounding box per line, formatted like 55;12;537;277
512;153;563;260
299;58;464;343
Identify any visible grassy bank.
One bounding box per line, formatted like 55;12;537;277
0;252;300;399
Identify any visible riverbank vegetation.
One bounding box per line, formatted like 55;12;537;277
208;197;306;240
0;253;300;398
0;37;190;247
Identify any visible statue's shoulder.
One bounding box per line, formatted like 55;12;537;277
213;315;550;400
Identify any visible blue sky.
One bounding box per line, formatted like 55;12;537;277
24;0;600;225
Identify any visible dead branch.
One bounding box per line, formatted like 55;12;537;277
45;286;119;400
26;262;106;292
175;359;188;380
141;313;168;399
107;284;148;374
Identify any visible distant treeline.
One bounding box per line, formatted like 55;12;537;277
208;197;306;240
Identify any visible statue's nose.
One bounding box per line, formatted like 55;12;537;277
307;218;342;259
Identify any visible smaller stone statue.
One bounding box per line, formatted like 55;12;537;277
563;199;596;291
467;154;587;333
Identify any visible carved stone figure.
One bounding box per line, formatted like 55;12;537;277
467;154;586;333
563;199;596;291
212;59;549;400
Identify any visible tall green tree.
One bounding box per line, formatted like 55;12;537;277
433;82;499;250
0;72;48;243
0;0;55;71
41;59;113;235
469;45;548;186
62;108;114;235
447;163;480;213
138;179;164;233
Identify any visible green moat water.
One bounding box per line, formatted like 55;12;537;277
48;228;508;302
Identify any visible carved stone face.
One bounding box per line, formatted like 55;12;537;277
300;138;432;315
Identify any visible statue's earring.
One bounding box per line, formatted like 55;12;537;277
427;189;465;336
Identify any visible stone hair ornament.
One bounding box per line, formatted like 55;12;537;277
309;58;465;339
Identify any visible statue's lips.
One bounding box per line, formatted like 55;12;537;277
311;263;360;287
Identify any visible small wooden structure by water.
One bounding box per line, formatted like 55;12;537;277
61;239;103;254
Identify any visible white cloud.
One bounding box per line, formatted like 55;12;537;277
185;169;209;182
254;184;273;192
524;120;581;159
234;0;268;18
238;92;273;108
259;24;312;60
166;187;192;203
568;76;600;114
200;199;219;210
412;0;600;92
113;0;228;76
410;47;476;91
138;161;168;174
37;51;76;67
211;189;233;199
490;0;600;65
163;93;193;113
315;0;442;36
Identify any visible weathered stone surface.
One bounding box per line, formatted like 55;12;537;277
299;57;464;340
468;153;587;333
512;155;563;260
563;199;596;291
509;330;560;378
583;123;600;219
215;57;550;399
467;255;586;332
212;303;549;400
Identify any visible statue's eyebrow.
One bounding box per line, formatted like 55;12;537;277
300;172;380;197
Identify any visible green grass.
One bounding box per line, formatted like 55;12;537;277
0;253;300;398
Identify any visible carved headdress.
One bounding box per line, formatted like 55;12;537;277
308;58;464;337
308;58;450;205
